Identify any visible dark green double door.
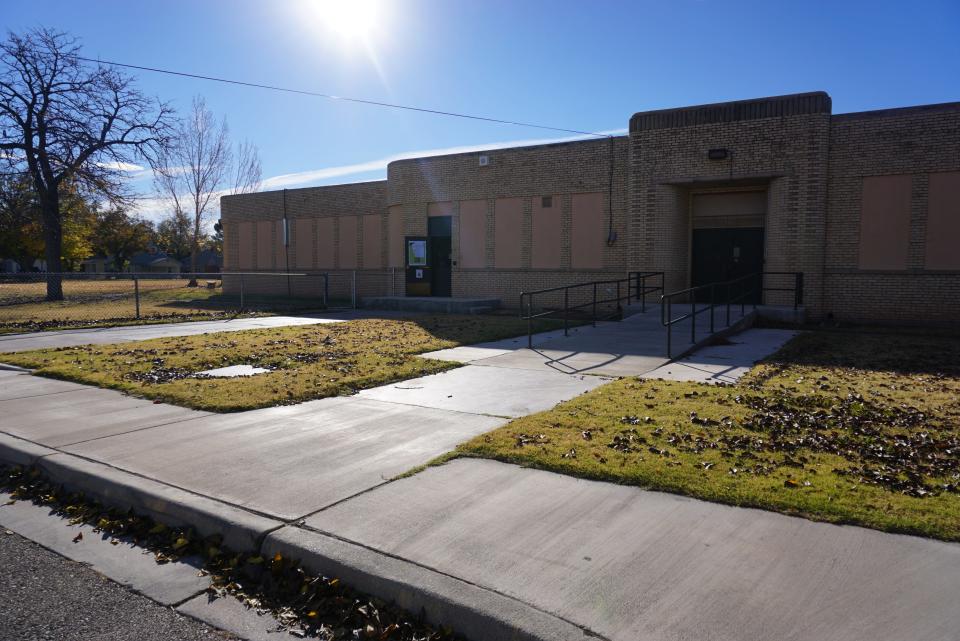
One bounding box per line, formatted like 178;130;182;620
691;227;764;303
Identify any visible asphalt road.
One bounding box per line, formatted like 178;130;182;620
0;530;236;641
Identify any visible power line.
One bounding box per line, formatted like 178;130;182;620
76;56;611;139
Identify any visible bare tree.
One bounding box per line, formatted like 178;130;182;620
155;96;260;284
232;139;261;195
0;28;173;299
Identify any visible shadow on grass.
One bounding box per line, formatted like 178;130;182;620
761;327;960;377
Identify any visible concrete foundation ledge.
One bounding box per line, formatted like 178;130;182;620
756;305;806;324
28;452;282;551
672;309;758;361
263;526;596;641
362;296;501;315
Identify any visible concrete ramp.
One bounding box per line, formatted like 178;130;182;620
423;303;758;377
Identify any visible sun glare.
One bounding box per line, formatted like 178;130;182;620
305;0;382;43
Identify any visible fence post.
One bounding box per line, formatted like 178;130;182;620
324;273;330;309
726;281;731;326
666;298;672;359
134;276;140;319
526;295;533;349
709;283;715;333
641;274;647;313
239;273;245;312
796;272;803;309
740;280;747;318
563;288;569;337
691;294;697;344
592;283;597;326
352;270;357;309
616;280;622;319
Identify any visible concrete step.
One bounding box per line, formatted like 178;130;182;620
361;296;501;315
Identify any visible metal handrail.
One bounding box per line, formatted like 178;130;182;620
660;271;803;358
633;271;665;312
520;271;664;348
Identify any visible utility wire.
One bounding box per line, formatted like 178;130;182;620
76;56;611;139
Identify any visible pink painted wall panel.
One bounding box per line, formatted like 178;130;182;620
294;219;313;268
858;175;911;270
339;216;358;269
362;214;382;268
388;206;404;268
532;195;562;269
458;200;486;269
428;201;454;217
926;171;960;270
256;220;273;269
238;222;254;269
494;198;523;269
316;218;335;269
571;192;605;269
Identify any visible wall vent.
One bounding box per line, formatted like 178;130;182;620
541;196;553;208
478;154;489;166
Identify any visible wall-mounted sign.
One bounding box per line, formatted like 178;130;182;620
415;268;423;279
407;239;427;266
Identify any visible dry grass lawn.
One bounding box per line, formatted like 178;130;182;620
0;279;277;334
453;329;960;540
1;315;544;412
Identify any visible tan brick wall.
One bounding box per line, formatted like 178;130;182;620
387;137;630;303
221;94;960;323
628;93;831;312
824;103;960;322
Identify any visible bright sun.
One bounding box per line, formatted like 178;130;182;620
307;0;382;42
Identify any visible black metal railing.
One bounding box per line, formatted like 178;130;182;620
520;271;664;348
633;271;666;312
660;271;804;359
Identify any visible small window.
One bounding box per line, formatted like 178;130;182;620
541;196;553;208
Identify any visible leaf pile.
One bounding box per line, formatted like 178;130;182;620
0;465;455;640
735;392;960;497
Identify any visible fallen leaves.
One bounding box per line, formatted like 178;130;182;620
0;464;455;641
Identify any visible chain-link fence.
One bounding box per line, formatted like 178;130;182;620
323;269;402;309
0;271;329;335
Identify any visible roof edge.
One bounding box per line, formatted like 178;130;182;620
630;92;832;132
386;135;627;170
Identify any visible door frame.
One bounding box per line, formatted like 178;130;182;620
686;185;769;290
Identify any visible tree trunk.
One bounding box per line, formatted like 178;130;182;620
40;191;64;301
188;213;199;286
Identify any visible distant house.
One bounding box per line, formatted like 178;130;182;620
82;251;182;274
81;256;112;273
129;251;182;274
184;249;222;274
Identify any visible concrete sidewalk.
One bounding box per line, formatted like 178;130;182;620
4;323;953;641
306;458;960;641
0;309;412;353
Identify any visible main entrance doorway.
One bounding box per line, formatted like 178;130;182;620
689;190;766;303
428;216;452;297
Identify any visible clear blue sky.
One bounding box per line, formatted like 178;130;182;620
4;0;959;218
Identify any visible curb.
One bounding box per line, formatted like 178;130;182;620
264;527;595;641
0;434;280;551
0;434;596;641
0;362;32;372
